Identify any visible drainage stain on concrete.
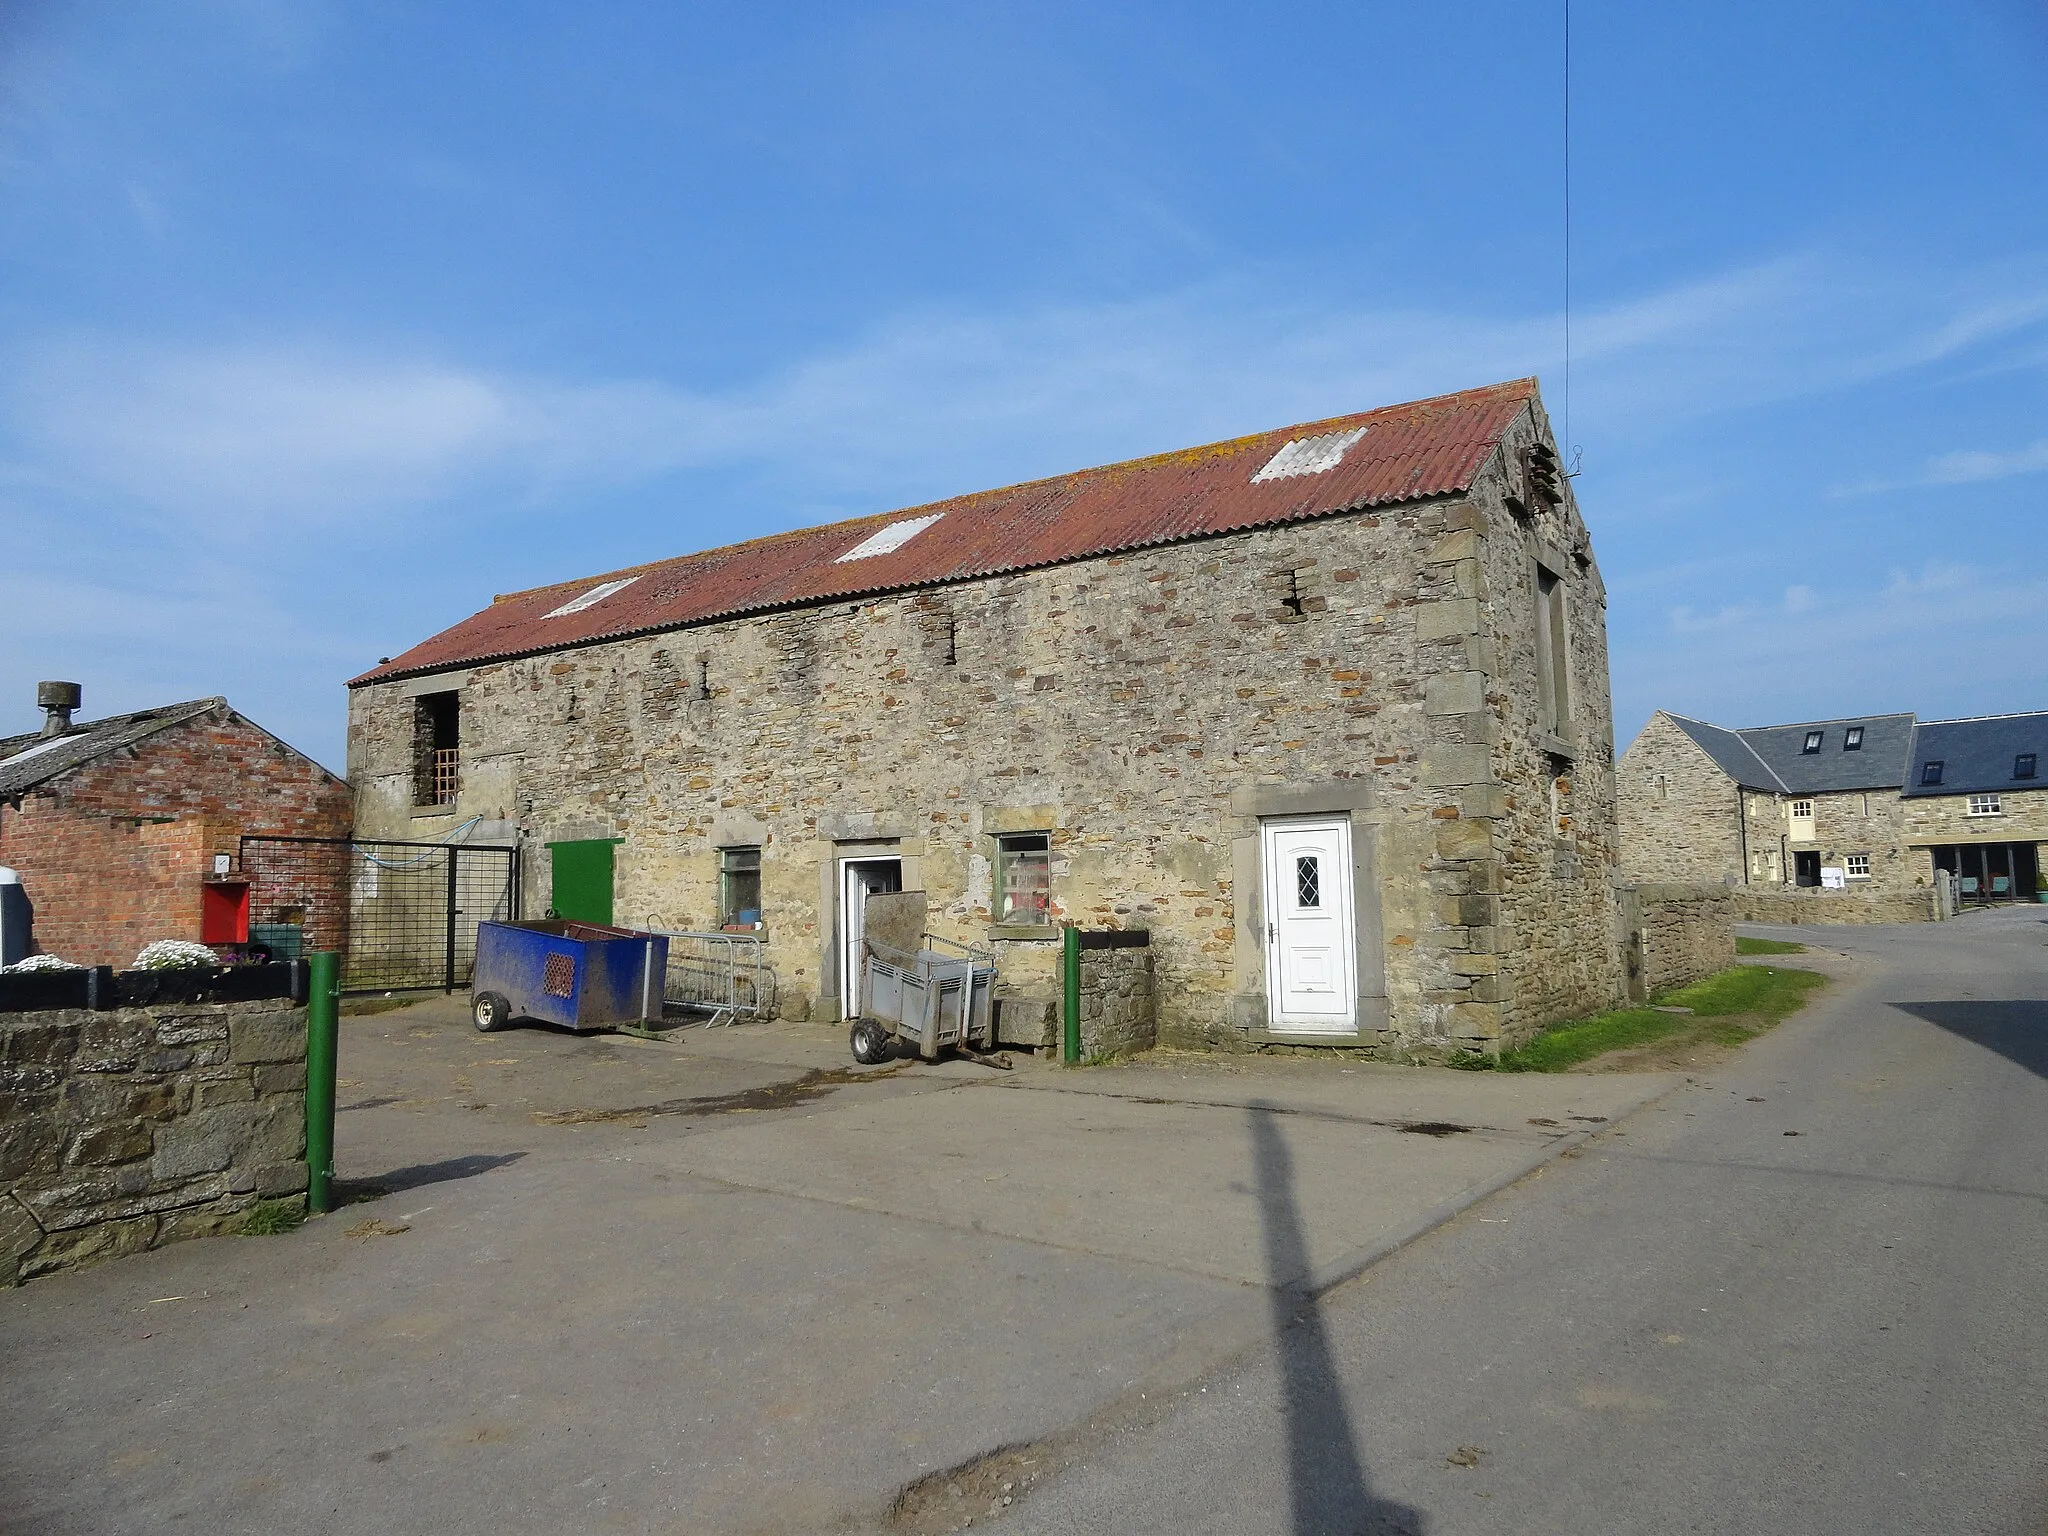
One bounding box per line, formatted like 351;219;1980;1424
531;1061;916;1127
1396;1121;1472;1138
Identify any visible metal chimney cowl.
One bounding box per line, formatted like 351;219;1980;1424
36;681;81;738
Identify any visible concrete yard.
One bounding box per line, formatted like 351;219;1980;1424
0;999;1671;1535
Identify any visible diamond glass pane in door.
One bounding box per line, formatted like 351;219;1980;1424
1296;855;1321;908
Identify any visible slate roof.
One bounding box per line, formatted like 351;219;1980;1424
1736;714;1917;794
1662;711;1918;794
1902;711;2048;798
0;699;226;800
351;378;1542;687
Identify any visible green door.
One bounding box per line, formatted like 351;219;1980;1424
548;839;621;924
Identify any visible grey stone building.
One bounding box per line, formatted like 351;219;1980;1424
347;378;1624;1056
1619;708;2046;905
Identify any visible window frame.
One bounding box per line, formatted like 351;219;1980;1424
1967;793;2003;818
718;845;764;931
2016;753;2037;781
1920;760;1944;787
992;832;1053;929
1843;727;1864;751
1532;559;1572;747
1790;798;1815;820
1801;730;1823;754
1844;852;1871;880
411;691;461;809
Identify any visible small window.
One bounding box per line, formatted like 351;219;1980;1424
994;834;1051;926
1844;853;1871;880
1844;727;1863;751
1921;761;1944;786
2016;753;2037;781
1967;793;2002;817
412;691;460;807
1295;855;1322;909
1802;731;1823;754
719;847;762;930
1791;799;1814;819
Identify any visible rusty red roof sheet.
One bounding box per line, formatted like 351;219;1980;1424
351;377;1537;686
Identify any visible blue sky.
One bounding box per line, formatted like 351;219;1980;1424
4;1;2045;772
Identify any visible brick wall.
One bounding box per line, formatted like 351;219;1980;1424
0;996;307;1286
0;709;351;969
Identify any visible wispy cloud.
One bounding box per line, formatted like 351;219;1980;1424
1622;561;2044;739
1834;434;2048;495
11;250;2048;549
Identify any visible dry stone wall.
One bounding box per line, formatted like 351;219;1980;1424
1075;937;1156;1059
1732;887;1939;925
1616;882;1736;1000
0;998;306;1285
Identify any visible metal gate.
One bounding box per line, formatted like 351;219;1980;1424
238;836;520;994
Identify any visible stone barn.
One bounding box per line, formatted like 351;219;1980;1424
0;688;353;969
347;378;1622;1057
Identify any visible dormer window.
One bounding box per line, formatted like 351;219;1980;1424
1844;727;1863;751
1802;730;1823;754
2016;753;2037;781
1921;760;1944;786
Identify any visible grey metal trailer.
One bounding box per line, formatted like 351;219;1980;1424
849;934;997;1064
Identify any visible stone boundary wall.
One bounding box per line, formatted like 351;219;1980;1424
0;997;308;1286
1732;886;1938;926
1076;938;1156;1059
1617;882;1736;1001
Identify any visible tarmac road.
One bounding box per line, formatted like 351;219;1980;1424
1004;906;2048;1536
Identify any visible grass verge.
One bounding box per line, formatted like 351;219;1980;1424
1458;963;1826;1073
1736;935;1807;955
236;1197;307;1236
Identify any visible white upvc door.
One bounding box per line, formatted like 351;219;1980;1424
838;858;902;1019
1261;817;1357;1033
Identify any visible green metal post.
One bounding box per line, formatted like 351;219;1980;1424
305;952;339;1214
1061;925;1081;1066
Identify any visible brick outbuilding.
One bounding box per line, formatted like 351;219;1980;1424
0;691;352;969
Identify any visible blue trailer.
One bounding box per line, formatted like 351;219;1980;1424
470;919;669;1034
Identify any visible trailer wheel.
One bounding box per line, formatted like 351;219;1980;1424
849;1018;891;1065
472;991;511;1032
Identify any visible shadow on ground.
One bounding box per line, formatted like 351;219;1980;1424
1250;1102;1425;1535
1895;1000;2048;1079
335;1151;526;1202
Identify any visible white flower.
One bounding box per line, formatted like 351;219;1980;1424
2;953;82;973
131;939;220;971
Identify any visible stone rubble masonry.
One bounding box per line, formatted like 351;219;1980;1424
1615;882;1736;1001
0;997;307;1286
0;709;353;969
1730;887;1942;925
349;396;1623;1058
1621;711;2047;918
1075;944;1157;1060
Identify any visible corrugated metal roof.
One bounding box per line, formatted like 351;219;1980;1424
351;378;1539;687
1903;711;2048;798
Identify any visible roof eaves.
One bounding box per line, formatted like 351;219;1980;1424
350;484;1471;687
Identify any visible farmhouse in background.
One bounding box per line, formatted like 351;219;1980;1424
1618;708;2046;909
347;379;1623;1057
0;687;352;968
